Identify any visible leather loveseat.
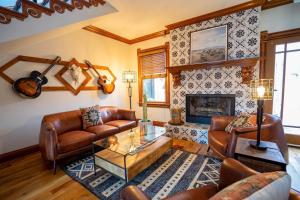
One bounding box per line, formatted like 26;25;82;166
39;106;137;173
121;158;300;200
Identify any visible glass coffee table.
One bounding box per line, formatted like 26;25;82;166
92;125;172;182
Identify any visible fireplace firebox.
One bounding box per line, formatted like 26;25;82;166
186;94;235;124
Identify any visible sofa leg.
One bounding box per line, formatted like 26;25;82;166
53;160;57;175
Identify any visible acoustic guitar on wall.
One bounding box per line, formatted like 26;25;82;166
13;56;61;98
85;60;115;94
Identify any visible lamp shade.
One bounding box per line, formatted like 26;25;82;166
250;79;273;100
122;70;137;83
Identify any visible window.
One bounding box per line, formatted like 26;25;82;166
138;43;170;108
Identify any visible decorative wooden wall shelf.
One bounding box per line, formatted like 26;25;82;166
0;55;116;95
167;57;259;86
0;0;106;24
55;58;91;95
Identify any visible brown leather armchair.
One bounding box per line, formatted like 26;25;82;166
39;106;137;172
208;113;288;162
120;158;300;200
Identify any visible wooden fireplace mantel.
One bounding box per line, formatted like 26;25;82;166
167;57;259;86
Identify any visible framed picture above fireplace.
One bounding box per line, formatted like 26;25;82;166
190;25;228;64
186;94;235;124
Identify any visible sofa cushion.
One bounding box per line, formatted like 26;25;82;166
80;105;103;129
208;131;230;156
57;131;96;153
86;124;119;139
105;120;136;131
210;171;291;200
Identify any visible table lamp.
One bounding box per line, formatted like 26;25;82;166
249;79;273;150
122;70;137;110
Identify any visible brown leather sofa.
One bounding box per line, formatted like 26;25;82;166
39;106;137;172
121;158;300;200
208;113;288;162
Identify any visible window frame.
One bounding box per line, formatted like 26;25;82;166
137;42;170;108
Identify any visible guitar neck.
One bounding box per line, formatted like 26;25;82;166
86;61;101;77
41;57;61;77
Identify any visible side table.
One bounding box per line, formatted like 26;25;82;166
234;138;287;172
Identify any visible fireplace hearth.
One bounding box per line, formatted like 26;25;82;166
186;94;235;124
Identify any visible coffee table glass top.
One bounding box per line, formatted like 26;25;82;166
93;125;166;156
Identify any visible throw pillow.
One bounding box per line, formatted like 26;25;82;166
210;171;291;200
225;114;257;133
80;105;103;129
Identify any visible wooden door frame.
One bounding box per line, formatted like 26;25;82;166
260;28;300;145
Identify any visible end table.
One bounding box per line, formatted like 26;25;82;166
234;138;287;172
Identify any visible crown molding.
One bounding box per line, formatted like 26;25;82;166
165;0;293;30
83;25;169;44
83;25;131;44
165;0;261;30
84;0;292;44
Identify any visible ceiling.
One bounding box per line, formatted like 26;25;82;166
91;0;250;39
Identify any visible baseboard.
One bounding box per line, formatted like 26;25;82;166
153;121;167;127
0;144;39;163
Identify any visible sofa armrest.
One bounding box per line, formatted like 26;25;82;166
218;158;258;190
39;120;58;162
209;116;234;131
121;185;150;200
118;109;136;121
289;190;300;200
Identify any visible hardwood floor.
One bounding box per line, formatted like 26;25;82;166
0;153;98;200
0;142;299;199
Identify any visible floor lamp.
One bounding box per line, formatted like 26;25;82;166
122;70;137;110
249;79;273;150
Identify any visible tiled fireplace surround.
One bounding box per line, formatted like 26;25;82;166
165;7;261;143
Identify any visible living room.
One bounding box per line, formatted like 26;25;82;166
0;0;300;199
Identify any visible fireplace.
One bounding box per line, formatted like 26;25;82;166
186;94;235;124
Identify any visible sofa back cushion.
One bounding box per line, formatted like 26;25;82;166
210;171;291;200
42;106;121;135
99;106;119;123
43;110;82;135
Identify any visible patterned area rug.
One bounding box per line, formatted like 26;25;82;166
62;150;221;200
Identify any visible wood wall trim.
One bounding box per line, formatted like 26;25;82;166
84;25;169;45
168;57;259;86
264;28;300;40
130;30;170;44
83;25;132;44
165;1;262;30
260;28;300;78
165;0;293;30
0;55;116;93
0;144;39;163
261;0;293;10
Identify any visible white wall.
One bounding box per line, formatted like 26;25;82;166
261;3;300;33
0;28;130;154
128;36;171;123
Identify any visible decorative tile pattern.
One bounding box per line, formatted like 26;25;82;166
165;123;209;144
169;8;261;119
